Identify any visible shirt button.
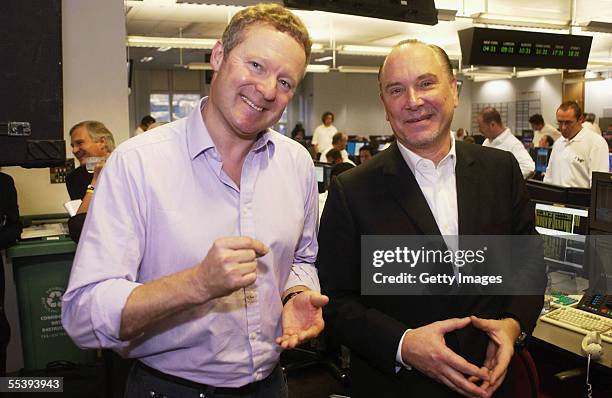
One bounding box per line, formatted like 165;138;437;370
249;332;257;340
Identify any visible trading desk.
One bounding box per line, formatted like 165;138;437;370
533;299;612;368
534;318;612;368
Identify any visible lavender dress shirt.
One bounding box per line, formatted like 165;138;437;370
61;98;320;387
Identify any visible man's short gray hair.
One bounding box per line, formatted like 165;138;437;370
69;121;115;153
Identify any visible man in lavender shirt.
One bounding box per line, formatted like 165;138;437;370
61;4;328;397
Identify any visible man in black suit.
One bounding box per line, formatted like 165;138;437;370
0;172;22;375
317;40;545;398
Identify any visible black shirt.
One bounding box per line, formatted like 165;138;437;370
65;165;92;200
65;166;92;242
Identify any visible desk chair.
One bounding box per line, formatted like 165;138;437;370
511;348;540;398
281;336;348;385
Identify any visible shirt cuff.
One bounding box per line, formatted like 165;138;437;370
90;278;141;347
284;262;320;293
395;329;412;373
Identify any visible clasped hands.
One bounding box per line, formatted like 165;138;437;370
401;316;521;398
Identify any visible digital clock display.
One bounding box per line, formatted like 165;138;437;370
458;27;592;69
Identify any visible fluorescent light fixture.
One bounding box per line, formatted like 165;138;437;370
140;56;153;63
471;13;570;30
128;36;325;53
128;36;217;49
588;59;612;67
337;66;380;74
338;45;391;57
306;64;330;73
464;69;513;81
581;21;612;34
187;62;212;70
515;69;562;78
314;56;333;62
563;76;605;84
472;75;512;82
157;46;172;52
437;8;457;21
311;43;324;52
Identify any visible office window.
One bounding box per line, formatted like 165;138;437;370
274;108;289;136
172;94;200;120
150;94;171;122
150;93;201;122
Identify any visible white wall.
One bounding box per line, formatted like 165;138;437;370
309;73;393;137
470;74;563;132
452;78;473;133
3;0;129;216
585;79;612;125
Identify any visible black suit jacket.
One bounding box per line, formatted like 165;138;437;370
65;166;92;242
0;172;21;375
317;141;545;397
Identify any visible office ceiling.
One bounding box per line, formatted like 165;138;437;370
125;0;612;75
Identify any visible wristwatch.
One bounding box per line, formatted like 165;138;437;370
282;291;304;306
515;331;528;350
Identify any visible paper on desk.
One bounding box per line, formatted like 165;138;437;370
21;223;68;239
64;199;82;217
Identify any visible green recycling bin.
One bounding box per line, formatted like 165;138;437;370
7;237;97;370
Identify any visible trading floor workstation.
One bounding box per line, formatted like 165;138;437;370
2;1;612;397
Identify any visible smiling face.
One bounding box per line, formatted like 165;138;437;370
379;43;457;153
70;126;108;166
207;23;306;140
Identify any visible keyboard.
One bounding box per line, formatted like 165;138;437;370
540;306;612;344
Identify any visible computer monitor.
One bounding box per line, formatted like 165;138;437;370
589;171;612;233
535;147;552;174
314;161;333;193
520;130;534;149
526;179;591;207
526;179;567;204
566;187;592;208
535;202;589;276
346;140;365;157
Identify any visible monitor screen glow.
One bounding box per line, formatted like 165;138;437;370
315;165;324;183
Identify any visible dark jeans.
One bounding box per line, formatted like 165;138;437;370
124;362;288;398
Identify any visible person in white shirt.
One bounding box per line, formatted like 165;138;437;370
478;107;535;178
133;115;156;136
544;101;609;188
311;111;337;155
582;113;602;135
452;128;467;141
529;114;561;147
319;132;356;165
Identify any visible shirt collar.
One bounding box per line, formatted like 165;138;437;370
186;97;274;160
397;133;457;175
488;128;512;146
563;127;588;143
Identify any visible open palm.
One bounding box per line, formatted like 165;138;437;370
276;291;329;349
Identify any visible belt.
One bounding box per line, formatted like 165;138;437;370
136;361;271;396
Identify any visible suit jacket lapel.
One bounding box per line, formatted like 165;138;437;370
382;142;441;235
455;142;480;235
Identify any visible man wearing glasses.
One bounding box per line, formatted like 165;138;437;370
543;101;609;188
